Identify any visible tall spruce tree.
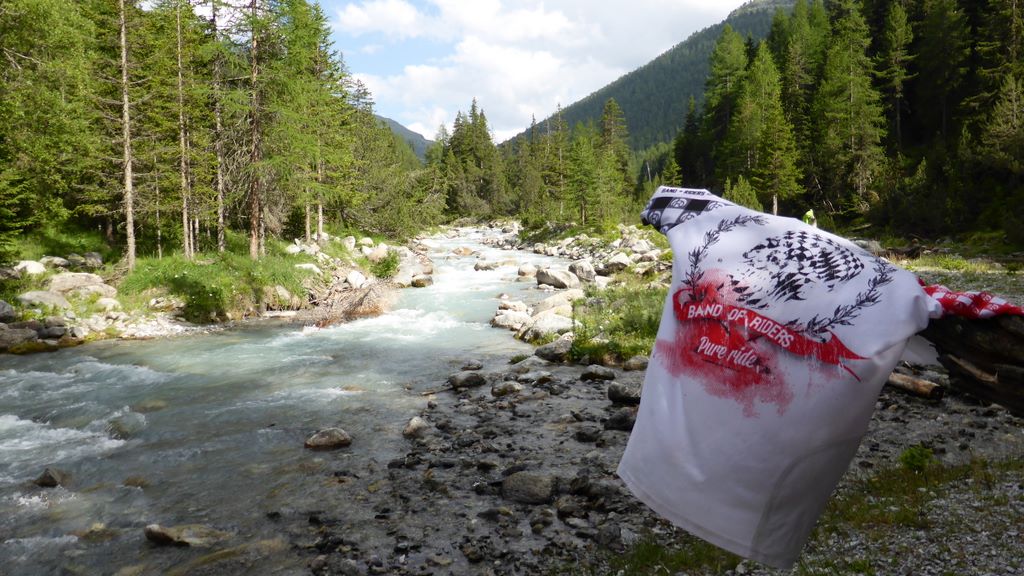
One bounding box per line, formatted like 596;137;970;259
876;1;914;149
703;25;749;186
812;0;886;212
0;0;97;262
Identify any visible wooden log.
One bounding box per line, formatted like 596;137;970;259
937;354;1024;416
886;372;945;399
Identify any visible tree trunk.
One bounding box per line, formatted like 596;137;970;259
248;0;261;260
304;202;311;243
212;0;226;253
119;0;136;271
316;156;325;241
177;1;192;259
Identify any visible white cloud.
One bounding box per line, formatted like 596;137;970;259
332;0;744;142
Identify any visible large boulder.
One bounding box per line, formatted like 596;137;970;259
517;312;574;342
582;365;617;381
403;416;431;439
17;291;70;310
601;252;632;274
0;300;16;323
342;236;357;251
608;382;642;405
411;275;433;288
48;272;106;294
533;290;584;315
568;260;597;283
536;268;581;290
15;261;46;276
367;245;390;263
517;263;538;277
40;256;70;269
535;333;574;362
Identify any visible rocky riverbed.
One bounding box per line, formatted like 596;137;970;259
294;350;1023;576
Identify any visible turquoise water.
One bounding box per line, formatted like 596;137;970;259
0;229;560;575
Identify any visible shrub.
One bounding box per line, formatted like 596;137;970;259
371;250;400;279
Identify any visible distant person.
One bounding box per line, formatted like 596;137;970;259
802;208;817;228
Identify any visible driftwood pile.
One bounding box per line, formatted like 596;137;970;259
300;271;395;328
921;315;1024;416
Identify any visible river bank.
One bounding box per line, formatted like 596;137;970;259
2;224;1022;575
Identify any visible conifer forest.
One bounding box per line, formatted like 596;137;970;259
1;0;1022;268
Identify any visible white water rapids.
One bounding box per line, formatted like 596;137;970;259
0;228;564;575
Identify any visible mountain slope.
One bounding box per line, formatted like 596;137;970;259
376;115;433;161
509;0;793;150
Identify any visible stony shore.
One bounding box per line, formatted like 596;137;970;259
293;225;1024;576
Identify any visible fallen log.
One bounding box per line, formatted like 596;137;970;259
921;315;1024;416
886;372;945;399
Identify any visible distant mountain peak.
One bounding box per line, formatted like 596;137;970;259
376;115;434;161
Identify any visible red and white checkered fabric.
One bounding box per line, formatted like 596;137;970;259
923;282;1024;319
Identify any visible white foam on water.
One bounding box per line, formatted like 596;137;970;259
327;308;462;342
0;414;125;482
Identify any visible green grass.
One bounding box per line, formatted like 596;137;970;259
118;238;321;323
14;223;119;264
571;279;667;363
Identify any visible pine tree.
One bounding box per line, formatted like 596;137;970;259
0;0;97;262
703;25;749;176
812;0;886;212
876;1;914;149
723;176;764;211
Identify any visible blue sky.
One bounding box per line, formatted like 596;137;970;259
324;0;748;142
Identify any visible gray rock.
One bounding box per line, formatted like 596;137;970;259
448;371;487;389
491;310;531;330
474;260;499;271
0;267;21;281
602;252;631;274
604;407;637;431
47;272;105;294
536;268;581;290
623;355;649;371
582;365;616;381
69;326;89;339
346;270;368;289
518;313;574;342
69;284;117;299
403;416;430;439
502;471;555;504
343;236;357;251
517;263;537;277
304;427;352;450
367;245;389;263
535;333;574;362
96;297;121;312
0;300;15;323
607;382;641;405
491;381;523;397
37;325;66;339
498;300;529;313
35;467;70;488
66;254;85;268
83;252;103;268
15;260;46;275
16;291;70;310
853;239;885;256
568;260;597;282
143;524;230;547
40;256;70;268
411;274;433;288
532;290;584;314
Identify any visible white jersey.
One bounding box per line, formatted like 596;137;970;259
617;187;940;568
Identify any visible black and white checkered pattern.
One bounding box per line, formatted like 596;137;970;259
733;231;865;307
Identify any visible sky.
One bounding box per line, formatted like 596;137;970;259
325;0;749;143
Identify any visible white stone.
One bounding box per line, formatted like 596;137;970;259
15;260;46;275
294;263;323;276
346;270;367;289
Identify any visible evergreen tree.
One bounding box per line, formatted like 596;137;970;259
723;176;764;211
913;0;969;141
0;0;97;262
876;1;914;149
812;0;886;212
703;25;749;178
599;98;631;189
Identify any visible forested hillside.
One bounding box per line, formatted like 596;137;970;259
0;0;440;267
459;0;1021;246
377;116;433;161
509;0;793;151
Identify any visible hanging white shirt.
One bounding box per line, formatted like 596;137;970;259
617;186;940;568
